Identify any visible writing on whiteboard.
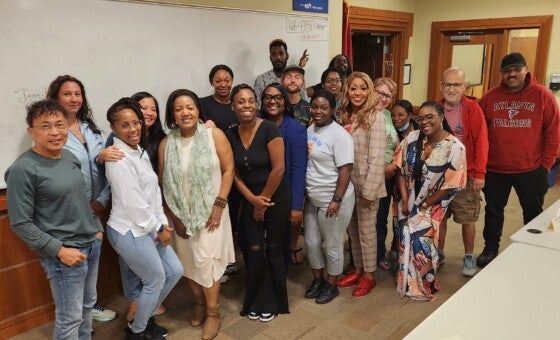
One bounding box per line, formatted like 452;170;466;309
286;17;328;41
14;88;45;104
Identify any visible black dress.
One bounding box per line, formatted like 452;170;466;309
226;119;290;316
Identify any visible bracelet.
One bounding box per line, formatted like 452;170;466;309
332;195;343;203
214;196;228;208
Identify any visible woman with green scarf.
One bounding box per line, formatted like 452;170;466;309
159;89;235;340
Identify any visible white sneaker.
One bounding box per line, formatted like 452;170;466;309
259;313;275;322
247;312;259;320
92;304;116;322
461;255;477;277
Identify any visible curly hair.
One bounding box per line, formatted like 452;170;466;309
46;75;100;134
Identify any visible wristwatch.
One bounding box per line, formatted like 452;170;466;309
332;195;343;203
421;202;428;210
157;225;165;233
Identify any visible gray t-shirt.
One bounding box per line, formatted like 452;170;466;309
306;122;355;207
5;149;101;257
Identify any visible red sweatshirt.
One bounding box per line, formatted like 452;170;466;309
439;95;488;179
479;73;560;173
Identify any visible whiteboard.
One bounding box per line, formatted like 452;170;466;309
0;0;329;188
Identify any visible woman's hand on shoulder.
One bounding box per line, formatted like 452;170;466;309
98;146;125;163
205;120;217;129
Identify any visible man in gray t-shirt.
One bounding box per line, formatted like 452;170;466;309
5;100;102;339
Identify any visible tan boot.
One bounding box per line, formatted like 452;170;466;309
189;301;206;327
201;305;220;340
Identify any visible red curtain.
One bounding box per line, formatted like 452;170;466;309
342;0;353;68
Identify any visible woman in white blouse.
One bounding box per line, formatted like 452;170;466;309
105;97;183;340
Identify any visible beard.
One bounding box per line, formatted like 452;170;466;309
273;60;287;73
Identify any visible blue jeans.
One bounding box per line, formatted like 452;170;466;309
119;257;142;302
39;237;102;340
107;228;183;333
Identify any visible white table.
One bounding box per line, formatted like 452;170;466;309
510;198;560;251
405;243;560;340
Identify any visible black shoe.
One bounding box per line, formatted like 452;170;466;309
147;317;168;337
305;278;326;299
315;283;339;304
125;326;165;340
476;247;498;268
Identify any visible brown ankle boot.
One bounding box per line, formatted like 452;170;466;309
201;305;220;340
189;301;206;327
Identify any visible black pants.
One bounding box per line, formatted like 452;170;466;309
482;167;549;251
239;197;290;316
375;176;394;262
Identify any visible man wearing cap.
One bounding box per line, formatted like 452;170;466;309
437;67;488;277
477;52;560;267
254;39;308;106
282;64;311;127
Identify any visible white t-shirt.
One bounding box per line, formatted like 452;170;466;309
306;122;355;207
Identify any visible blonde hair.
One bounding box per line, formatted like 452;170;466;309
373;77;398;107
339;72;378;131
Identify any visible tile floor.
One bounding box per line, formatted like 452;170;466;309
12;185;560;339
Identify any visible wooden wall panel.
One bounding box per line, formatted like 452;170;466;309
0;189;122;338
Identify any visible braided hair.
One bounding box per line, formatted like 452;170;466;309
412;101;453;197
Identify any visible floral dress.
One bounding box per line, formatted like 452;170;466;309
394;130;466;301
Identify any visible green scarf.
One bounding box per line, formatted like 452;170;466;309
163;124;214;236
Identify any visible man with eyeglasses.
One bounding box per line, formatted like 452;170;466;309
477;52;560;267
282;64;311;127
5;100;103;339
436;67;488;277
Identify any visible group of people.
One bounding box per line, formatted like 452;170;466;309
5;36;559;340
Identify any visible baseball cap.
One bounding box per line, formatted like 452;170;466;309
283;64;305;76
500;52;527;71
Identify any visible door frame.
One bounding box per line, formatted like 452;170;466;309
427;15;552;100
349;6;414;99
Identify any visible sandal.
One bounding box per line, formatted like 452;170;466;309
291;248;304;265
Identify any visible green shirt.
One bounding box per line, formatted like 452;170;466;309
382;108;399;164
5;149;101;257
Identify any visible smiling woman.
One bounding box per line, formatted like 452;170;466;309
159;89;235;339
104;97;183;338
336;72;387;298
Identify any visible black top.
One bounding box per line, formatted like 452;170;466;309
226;120;289;200
200;95;239;131
293;98;311;127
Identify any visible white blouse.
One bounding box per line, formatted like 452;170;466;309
106;138;168;237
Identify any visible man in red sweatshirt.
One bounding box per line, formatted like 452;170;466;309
438;67;488;277
477;52;560;267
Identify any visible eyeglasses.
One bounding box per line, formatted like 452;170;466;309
375;90;393;100
263;94;284;103
441;82;464;90
415;114;437;124
325;78;342;84
34;122;67;131
119;120;143;131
